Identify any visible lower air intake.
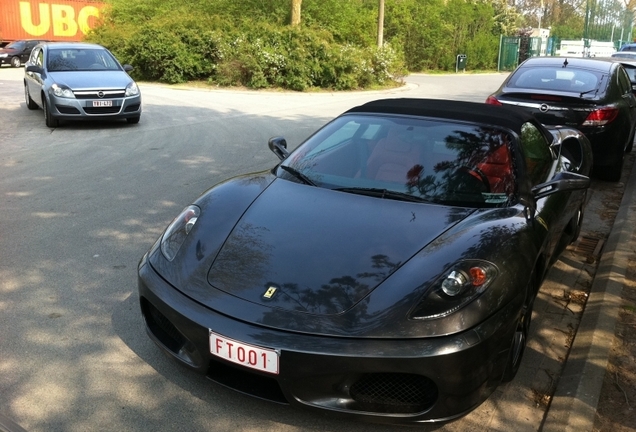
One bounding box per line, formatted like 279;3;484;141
349;373;438;414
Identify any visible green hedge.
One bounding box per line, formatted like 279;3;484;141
87;0;515;89
88;16;406;89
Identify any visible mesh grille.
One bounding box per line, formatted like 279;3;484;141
141;298;186;353
349;373;438;414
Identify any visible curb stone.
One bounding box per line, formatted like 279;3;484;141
542;154;636;432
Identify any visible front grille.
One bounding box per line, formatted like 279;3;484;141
56;105;80;114
349;373;438;414
84;106;121;115
141;298;186;353
74;90;125;100
207;357;288;404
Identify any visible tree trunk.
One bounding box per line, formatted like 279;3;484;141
377;0;385;47
291;0;302;26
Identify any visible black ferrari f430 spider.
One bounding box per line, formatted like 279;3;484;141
138;98;592;423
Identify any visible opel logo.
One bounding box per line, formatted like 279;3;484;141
539;103;549;113
97;91;105;98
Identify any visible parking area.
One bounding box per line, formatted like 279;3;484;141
0;66;629;431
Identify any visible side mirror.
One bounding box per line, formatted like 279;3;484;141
268;136;289;161
25;64;42;74
123;64;134;73
532;171;590;200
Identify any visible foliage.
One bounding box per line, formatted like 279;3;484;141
87;0;534;88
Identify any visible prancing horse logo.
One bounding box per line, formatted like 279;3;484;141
263;286;278;299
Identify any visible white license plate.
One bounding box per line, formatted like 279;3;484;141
209;330;279;374
92;100;112;107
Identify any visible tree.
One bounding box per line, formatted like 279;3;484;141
378;0;385;47
291;0;302;26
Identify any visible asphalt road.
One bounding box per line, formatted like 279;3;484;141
0;68;526;432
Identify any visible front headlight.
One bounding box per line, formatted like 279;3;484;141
161;205;200;261
409;260;498;320
0;54;8;58
51;83;75;98
125;81;139;97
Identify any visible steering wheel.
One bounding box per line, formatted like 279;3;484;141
88;63;103;70
454;166;491;193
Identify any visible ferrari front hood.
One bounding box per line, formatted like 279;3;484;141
207;179;473;316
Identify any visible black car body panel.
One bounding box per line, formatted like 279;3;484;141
0;39;45;67
138;98;592;423
487;57;636;181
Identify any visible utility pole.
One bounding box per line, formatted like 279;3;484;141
377;0;385;47
291;0;302;26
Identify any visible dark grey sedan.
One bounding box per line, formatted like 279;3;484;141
23;42;142;127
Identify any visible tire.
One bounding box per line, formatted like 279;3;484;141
24;84;38;110
42;95;59;128
10;56;21;68
126;116;140;124
502;300;533;382
594;151;623;182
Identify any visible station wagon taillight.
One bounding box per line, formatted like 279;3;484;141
582;107;619;126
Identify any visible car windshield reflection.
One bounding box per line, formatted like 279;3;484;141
280;115;516;208
47;48;121;72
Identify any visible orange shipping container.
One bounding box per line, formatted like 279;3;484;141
0;0;106;42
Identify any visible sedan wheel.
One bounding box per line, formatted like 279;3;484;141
502;301;533;382
42;96;59;128
126;116;140;124
10;56;21;68
24;85;38;110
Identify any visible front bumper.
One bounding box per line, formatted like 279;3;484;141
138;257;519;424
49;93;141;120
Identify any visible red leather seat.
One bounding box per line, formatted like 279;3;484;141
476;144;514;194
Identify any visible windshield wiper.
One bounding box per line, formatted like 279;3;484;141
278;165;316;186
334;187;433;203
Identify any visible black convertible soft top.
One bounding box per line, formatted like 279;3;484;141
346;98;552;142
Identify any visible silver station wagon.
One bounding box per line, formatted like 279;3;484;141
23;42;142;127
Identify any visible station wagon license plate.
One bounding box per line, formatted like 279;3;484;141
209;330;279;374
92;100;112;107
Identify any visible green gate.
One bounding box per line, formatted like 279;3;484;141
498;36;519;71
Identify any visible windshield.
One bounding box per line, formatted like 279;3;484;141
6;41;25;50
508;66;602;93
279;115;517;208
47;48;121;71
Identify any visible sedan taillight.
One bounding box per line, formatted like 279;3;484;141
582;107;619;126
485;96;502;105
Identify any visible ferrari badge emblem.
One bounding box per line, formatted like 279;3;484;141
263;286;278;299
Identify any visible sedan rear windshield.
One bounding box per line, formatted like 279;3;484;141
508;66;603;93
47;48;120;72
280;115;517;208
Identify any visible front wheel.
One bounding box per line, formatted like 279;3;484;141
10;56;21;68
126;116;140;124
24;84;38;110
43;96;59;128
502;300;533;382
